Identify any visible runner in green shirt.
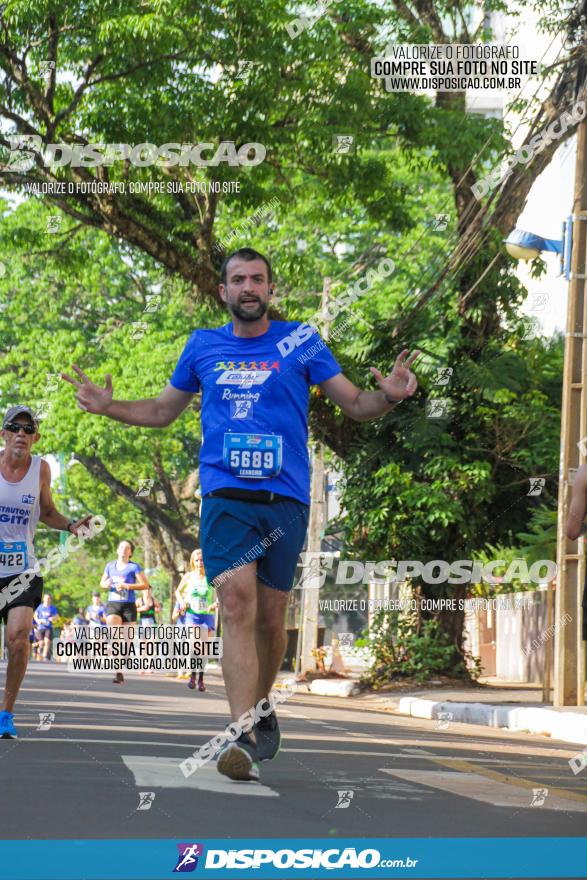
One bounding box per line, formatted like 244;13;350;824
176;549;217;691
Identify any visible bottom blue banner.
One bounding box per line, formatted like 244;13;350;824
0;837;586;879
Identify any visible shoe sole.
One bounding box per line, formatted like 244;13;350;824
217;744;259;781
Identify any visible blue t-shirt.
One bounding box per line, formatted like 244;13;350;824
86;603;106;625
104;561;142;603
36;604;57;629
170;321;341;504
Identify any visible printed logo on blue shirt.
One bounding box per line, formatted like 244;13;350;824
230;400;253;419
213;360;280;372
216;370;271;388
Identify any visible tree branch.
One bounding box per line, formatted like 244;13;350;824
76;453;195;555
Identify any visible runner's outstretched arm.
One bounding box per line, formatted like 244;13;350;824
320;348;420;422
61;365;194;427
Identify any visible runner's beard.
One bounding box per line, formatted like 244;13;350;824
229;297;268;321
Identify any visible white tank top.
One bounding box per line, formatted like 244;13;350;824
0;453;41;576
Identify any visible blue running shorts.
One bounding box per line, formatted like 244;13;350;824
200;495;309;592
185;612;215;630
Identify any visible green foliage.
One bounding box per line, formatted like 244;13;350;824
516;503;558;565
467;504;558;596
0;203;203;576
339;329;562;572
0;0;568;675
363;610;471;687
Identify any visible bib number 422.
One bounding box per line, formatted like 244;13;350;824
0;540;28;572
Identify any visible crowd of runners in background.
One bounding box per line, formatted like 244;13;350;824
20;545;217;693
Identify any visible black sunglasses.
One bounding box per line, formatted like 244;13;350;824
4;421;36;434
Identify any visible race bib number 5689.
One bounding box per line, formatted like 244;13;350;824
223;433;282;479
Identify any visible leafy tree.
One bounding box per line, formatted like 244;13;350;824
0;0;582;673
0;198;211;582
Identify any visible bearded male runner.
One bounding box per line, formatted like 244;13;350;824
63;247;419;780
0;406;92;738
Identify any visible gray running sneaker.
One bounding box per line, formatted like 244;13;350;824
216;732;260;781
255;708;281;762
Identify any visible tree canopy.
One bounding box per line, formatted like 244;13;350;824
0;0;583;666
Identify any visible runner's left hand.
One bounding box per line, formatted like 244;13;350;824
68;514;94;536
370;348;420;402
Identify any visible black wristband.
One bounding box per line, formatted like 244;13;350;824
66;520;76;533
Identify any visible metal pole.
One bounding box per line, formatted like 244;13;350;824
297;277;331;676
299;444;326;675
294;571;303;677
554;117;587;707
543;580;554;703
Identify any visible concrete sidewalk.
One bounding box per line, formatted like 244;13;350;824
392;684;587;746
299;675;587;751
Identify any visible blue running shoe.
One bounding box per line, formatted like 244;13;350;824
0;710;18;739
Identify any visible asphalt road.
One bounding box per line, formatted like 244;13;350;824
0;660;586;872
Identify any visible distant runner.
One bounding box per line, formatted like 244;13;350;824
172;599;189;681
86;591;107;632
28;623;38;660
176;549;218;691
136;585;160;675
72;606;88;626
136;585;160;626
100;539;149;684
63;246;419;780
33;593;58;661
0;405;92;738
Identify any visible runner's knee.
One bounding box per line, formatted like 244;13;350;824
256;590;288;635
7;628;30;653
255;613;286;638
219;583;255;626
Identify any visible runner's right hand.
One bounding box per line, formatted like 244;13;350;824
61;365;113;415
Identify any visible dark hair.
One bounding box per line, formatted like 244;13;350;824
219;247;273;285
119;539;134;556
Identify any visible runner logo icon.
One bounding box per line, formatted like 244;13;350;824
173;843;204;872
231;400;253;419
